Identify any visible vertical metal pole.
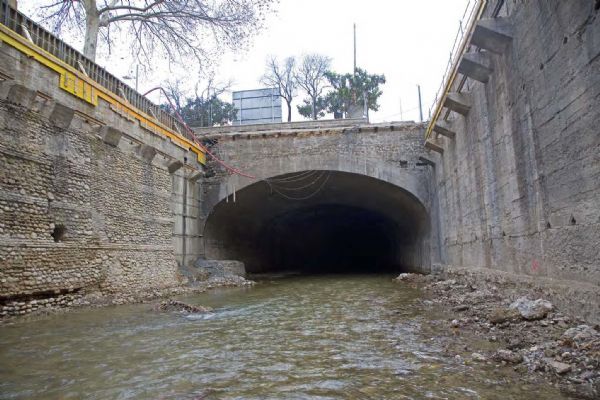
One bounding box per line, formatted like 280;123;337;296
353;23;357;74
363;90;368;121
399;97;403;120
209;88;212;126
417;84;423;122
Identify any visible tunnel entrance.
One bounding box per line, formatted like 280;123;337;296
204;170;430;274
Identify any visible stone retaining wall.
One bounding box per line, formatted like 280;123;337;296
0;98;185;317
433;1;600;289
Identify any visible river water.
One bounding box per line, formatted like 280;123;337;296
0;275;568;399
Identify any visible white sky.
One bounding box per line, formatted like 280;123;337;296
20;0;470;123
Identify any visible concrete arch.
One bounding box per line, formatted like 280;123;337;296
202;169;432;274
203;152;432;215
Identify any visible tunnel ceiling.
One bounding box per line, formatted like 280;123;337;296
204;170;430;274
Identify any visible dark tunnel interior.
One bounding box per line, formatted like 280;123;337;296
203;170;430;275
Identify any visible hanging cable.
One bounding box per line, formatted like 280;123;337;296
265;171;331;201
143;86;256;179
143;87;335;200
266;170;320;184
268;171;327;191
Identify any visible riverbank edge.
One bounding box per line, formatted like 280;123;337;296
442;266;600;324
396;267;600;399
0;276;254;324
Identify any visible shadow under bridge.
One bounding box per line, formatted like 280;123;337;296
203;170;430;274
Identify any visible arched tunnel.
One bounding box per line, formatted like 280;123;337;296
203;170;430;274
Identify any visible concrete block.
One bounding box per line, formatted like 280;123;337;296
471;18;513;54
189;170;204;182
48;102;75;129
194;258;246;278
138;145;157;163
431;263;444;275
98;126;122;147
6;84;37;108
425;138;444;154
444;92;472;115
433;121;456;139
168;160;184;174
458;52;493;83
418;156;436;167
0;80;15;100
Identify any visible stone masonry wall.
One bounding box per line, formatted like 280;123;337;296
0;34;204;317
433;1;599;318
0;99;181;302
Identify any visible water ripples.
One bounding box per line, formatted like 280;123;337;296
0;275;568;399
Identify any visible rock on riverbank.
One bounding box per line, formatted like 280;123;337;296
394;273;600;399
153;299;212;313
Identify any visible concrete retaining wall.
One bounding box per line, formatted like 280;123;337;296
431;0;599;319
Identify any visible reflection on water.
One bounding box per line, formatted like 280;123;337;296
0;275;567;399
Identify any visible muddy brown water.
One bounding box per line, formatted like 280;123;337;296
0;275;569;399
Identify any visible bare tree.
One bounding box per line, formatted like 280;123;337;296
260;56;296;122
162;76;235;126
295;54;331;120
35;0;277;62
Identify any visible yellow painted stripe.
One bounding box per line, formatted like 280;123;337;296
425;0;487;141
0;24;205;165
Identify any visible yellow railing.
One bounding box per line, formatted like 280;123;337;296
0;23;206;165
425;0;487;140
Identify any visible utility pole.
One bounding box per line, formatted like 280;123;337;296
417;84;423;122
353;23;357;74
363;90;368;121
399;97;403;120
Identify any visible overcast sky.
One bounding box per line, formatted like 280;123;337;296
20;0;470;123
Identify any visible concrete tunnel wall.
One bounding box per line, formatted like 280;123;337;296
203;170;431;274
196;122;438;274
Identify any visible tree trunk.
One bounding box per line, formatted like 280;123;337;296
286;100;292;122
311;95;317;120
83;0;100;61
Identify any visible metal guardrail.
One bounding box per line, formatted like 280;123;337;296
0;0;190;140
425;0;487;140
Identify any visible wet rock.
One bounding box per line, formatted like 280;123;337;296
393;273;428;284
509;297;553;320
580;370;597;381
494;349;523;363
545;359;572;374
394;273;413;281
562;325;598;345
489;307;521;324
154;300;212;314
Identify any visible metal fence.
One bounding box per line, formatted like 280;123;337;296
0;0;190;138
427;0;485;126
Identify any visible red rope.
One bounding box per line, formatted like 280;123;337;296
142;86;256;179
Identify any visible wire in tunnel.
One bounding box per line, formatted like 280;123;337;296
204;170;430;275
